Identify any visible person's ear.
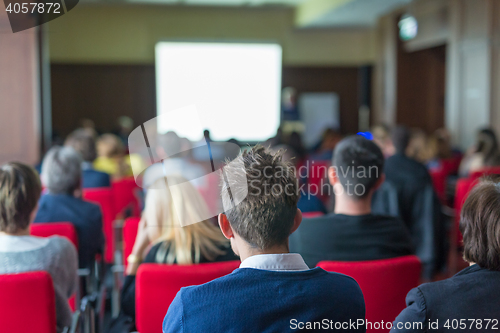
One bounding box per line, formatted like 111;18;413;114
29;203;39;224
218;213;234;240
289;208;303;235
328;166;339;187
372;173;386;192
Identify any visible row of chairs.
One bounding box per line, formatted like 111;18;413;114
133;256;421;333
82;177;141;263
119;216;420;333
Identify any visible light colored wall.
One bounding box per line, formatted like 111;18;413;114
0;2;40;165
47;5;377;66
373;0;500;149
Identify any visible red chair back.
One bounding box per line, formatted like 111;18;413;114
30;222;79;249
83;188;116;263
30;222;79;311
112;177;141;218
317;255;421;333
0;271;57;333
136;261;240;333
469;166;500;180
302;211;325;218
123;217;141;268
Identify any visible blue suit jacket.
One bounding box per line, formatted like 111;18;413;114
82;169;111;189
34;194;104;269
163;267;365;332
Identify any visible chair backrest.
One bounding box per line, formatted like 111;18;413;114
317;255;421;333
83;188;116;263
469;166;500;180
123;217;141;267
112;177;141;218
454;177;479;245
30;222;79;249
0;271;57;333
302;211;324;218
136;261;240;333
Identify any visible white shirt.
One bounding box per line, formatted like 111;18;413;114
239;253;310;272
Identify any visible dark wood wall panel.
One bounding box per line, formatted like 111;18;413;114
51;64;156;138
396;41;446;133
282;66;360;135
51;64;361;138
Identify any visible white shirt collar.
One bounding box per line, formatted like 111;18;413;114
239;253;310;272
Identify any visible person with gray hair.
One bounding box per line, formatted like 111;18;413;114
34;146;104;269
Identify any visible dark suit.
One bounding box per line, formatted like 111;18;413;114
392;265;500;332
289;213;414;268
384;153;445;278
34;193;104;269
81;162;111;188
82;169;111;188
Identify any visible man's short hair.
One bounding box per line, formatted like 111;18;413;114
221;145;299;249
0;163;41;233
332;135;384;199
391;125;410;154
460;177;500;271
41;146;82;195
65;128;97;162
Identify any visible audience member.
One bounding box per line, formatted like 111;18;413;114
458;128;500;177
372;124;395;158
34;146;104;269
289;136;413;267
0;163;78;333
384;126;444;278
287;131;306;161
65;128;111;188
114;116;134;146
392;177;500;332
162;146;365;332
309;128;342;161
271;144;327;214
119;176;236;323
94;133;133;179
142;131;205;190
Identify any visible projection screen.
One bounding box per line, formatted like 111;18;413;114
155;41;282;143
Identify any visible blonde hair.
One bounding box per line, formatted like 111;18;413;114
144;175;228;264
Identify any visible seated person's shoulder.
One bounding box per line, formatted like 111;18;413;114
46;236;78;259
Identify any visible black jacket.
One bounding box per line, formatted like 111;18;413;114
384;154;446;278
392;264;500;332
289;213;414;268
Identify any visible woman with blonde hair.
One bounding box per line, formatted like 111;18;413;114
94;133;133;179
118;175;236;325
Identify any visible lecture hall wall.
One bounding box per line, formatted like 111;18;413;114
47;5;377;137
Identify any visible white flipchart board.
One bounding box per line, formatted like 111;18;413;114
298;92;340;148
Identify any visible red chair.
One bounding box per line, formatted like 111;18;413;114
30;222;79;249
302;211;325;218
112;177;141;218
317;256;421;333
136;261;240;333
83;188;116;263
0;271;57;333
123;217;141;268
30;222;79;311
429;156;462;203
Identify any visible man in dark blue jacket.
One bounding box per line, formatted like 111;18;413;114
65;128;111;189
162;146;365;333
34;146;104;269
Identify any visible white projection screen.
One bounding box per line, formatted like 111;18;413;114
155;41;282;142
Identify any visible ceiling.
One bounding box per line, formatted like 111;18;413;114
83;0;412;28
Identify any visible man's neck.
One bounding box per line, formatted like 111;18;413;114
0;228;30;237
334;194;372;216
238;244;290;263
